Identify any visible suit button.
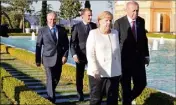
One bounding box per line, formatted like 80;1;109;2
136;50;138;52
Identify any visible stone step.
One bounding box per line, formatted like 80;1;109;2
28;85;45;89
40;92;90;99
24;82;44;85
55;97;90;103
13;75;44;78
35;89;47;94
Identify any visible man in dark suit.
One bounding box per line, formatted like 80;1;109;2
70;8;97;101
114;1;150;105
35;12;69;103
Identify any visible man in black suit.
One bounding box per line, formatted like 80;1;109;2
70;8;97;101
114;1;149;105
35;12;69;103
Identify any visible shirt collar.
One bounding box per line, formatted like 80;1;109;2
48;25;56;30
82;20;89;25
127;16;136;23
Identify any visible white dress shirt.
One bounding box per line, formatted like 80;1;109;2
86;28;122;77
49;25;58;39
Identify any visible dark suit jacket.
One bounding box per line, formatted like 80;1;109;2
70;21;97;62
35;25;69;67
114;16;149;68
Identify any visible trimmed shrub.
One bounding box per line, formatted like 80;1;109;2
0;67;54;105
2;75;26;104
136;87;176;105
20;91;53;105
0;44;8;53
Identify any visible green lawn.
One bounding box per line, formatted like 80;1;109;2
147;33;176;39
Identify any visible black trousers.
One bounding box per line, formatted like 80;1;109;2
121;59;147;105
76;62;86;94
89;75;121;105
44;58;62;102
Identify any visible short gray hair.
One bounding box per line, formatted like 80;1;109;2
126;0;139;9
47;12;57;18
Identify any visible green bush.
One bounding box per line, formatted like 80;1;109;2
1;67;12;78
25;22;30;28
136;87;176;105
0;44;7;53
20;91;53;105
1;45;36;67
0;67;54;105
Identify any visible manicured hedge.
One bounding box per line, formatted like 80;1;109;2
136;88;176;105
0;44;36;68
20;91;53;105
0;67;54;105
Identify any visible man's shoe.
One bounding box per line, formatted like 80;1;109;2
77;93;84;101
46;96;55;103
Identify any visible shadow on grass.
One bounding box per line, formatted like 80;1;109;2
143;92;176;105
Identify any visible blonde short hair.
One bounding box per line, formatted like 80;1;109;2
97;11;113;27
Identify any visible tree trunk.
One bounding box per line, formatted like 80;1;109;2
0;1;1;25
69;18;72;34
41;1;47;26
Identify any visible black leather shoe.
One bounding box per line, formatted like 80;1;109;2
77;93;84;101
47;96;55;103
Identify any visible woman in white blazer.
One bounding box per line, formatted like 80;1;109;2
86;11;122;105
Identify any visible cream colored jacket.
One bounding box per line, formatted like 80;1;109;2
86;28;122;77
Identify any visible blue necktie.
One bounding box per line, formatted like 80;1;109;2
51;28;57;43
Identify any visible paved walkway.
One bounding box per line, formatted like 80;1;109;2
1;53;93;105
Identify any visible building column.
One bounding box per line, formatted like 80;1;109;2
156;13;161;32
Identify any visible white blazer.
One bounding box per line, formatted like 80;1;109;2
86;28;122;77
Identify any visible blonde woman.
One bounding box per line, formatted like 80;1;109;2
86;11;121;105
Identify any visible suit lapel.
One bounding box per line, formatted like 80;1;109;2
45;27;56;43
56;25;60;45
89;22;93;30
122;16;131;40
81;22;87;35
124;16;131;31
136;17;141;42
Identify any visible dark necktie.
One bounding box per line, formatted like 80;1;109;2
85;24;90;34
131;21;137;41
51;28;57;43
